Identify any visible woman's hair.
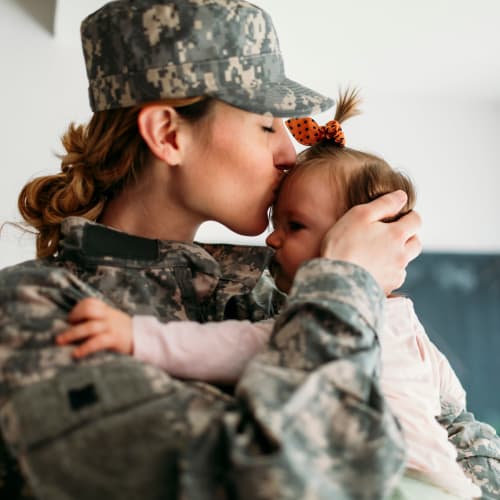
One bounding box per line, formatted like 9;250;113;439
18;97;215;258
283;88;416;221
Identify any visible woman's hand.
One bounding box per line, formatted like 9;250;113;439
56;297;133;359
321;190;422;295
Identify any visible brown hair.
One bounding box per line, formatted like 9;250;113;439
18;97;215;258
283;88;416;220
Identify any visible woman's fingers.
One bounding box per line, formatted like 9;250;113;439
68;297;108;324
391;210;422;248
404;234;423;264
357;190;408;222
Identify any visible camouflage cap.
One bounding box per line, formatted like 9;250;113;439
81;0;334;116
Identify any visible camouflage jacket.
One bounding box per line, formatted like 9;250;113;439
0;216;435;499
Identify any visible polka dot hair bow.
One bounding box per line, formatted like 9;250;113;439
285;117;345;147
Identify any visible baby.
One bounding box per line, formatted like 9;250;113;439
57;90;481;499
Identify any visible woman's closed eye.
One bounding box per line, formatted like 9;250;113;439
262;125;276;133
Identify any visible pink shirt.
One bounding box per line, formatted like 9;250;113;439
133;297;481;498
381;298;480;498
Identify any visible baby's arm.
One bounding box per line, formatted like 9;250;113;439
132;316;272;384
56;298;272;384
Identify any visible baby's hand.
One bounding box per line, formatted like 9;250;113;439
56;297;133;359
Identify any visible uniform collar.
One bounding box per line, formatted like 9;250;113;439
58;217;271;294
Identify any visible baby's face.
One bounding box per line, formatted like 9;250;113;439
266;171;339;293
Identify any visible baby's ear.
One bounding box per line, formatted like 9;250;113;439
138;105;183;166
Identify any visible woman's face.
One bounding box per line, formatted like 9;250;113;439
179;101;296;236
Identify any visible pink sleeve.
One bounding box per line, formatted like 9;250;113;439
432;343;467;410
407;301;466;410
132;317;273;384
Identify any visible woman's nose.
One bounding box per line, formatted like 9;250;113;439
266;229;282;249
273;121;296;171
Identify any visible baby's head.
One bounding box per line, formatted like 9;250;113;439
267;90;416;294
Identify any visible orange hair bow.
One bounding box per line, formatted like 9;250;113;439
285;117;345;147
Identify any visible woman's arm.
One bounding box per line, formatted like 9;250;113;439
434;345;500;500
0;259;404;500
223;259;406;499
1;192;413;500
438;405;500;500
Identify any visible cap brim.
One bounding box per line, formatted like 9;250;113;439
214;77;335;118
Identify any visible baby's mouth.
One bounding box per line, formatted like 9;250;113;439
268;255;281;281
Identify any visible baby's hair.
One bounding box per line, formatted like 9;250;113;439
333;87;362;123
282;88;416;220
346;162;415;221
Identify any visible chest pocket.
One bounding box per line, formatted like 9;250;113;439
0;358;230;500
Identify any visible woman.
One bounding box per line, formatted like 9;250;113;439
0;1;425;499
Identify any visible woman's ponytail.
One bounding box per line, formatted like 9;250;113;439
18;106;148;258
18;96;214;258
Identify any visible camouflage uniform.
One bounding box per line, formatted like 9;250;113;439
2;1;498;498
0;217;405;499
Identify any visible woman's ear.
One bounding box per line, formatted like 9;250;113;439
137;105;184;165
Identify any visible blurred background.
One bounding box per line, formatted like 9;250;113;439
0;0;499;429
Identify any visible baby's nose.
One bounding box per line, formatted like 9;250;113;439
266;229;281;249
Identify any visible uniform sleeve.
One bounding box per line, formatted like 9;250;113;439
221;259;406;499
438;392;500;499
0;265;96;499
437;405;500;500
0;260;405;500
132;317;272;384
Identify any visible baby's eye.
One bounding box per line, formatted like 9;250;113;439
288;221;305;232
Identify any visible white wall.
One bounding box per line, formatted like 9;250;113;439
1;0;499;269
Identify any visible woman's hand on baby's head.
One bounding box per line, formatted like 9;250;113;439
56;297;133;359
321;190;422;295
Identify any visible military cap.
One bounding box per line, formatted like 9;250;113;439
81;0;334;116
